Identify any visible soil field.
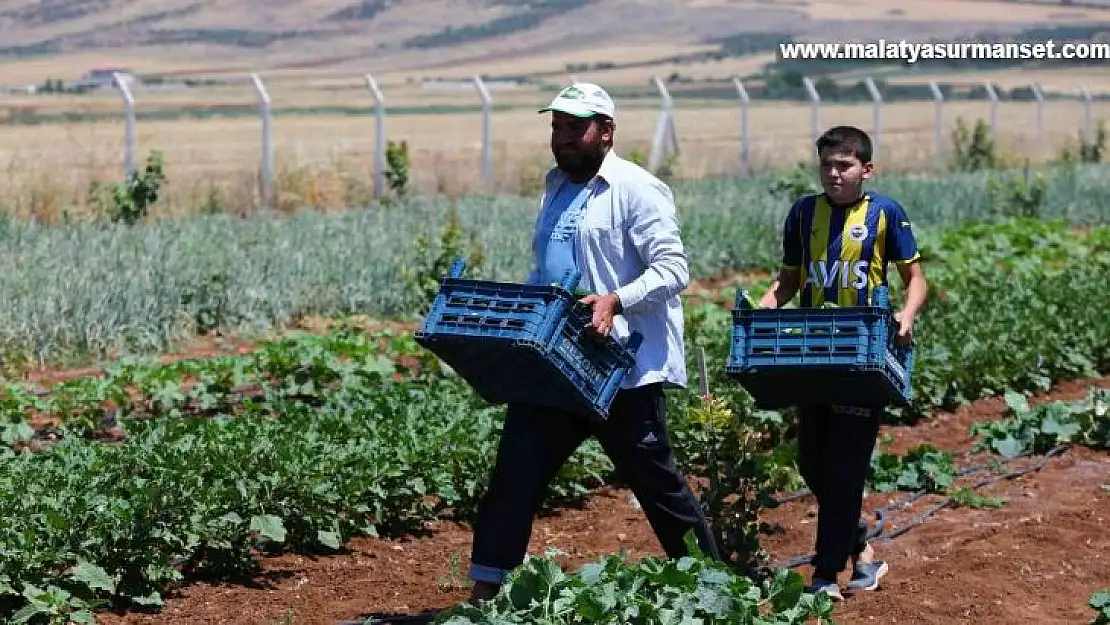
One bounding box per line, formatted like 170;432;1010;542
77;374;1110;625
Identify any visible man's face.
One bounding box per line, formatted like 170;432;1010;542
550;112;611;175
818;146;872;204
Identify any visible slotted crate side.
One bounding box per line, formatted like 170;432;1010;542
414;258;643;420
730;307;890;368
549;304;643;418
417;264;578;348
726;287;893;370
723;285;914;408
425;335;586;409
883;347;914;399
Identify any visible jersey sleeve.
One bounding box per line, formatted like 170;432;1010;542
782;198;804;268
883;199;921;264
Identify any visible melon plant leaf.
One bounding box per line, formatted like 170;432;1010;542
250;514;286;543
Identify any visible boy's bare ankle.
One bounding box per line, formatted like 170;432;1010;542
855;543;875;566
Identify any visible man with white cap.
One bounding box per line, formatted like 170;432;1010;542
464;82;720;604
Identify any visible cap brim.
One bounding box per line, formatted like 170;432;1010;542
538;104;598;117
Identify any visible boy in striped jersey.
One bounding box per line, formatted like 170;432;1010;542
759;125;928;600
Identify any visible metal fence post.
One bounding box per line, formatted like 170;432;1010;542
364;73;387;199
984;81;998;132
930;81;944;155
733;77;751;173
251;73;274;210
1031;82;1045;145
1080;86;1093;142
113;72;136;177
803;76;820;141
648;76;678;173
864;76;882;158
473;75;492;187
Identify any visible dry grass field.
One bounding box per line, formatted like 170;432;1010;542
882;67;1110;91
5;87;1109;221
3;0;1110;219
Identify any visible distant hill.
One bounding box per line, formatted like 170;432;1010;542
1;0;1109;80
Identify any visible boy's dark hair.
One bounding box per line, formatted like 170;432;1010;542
815;125;873;163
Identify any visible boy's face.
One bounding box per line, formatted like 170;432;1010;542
818;146;873;205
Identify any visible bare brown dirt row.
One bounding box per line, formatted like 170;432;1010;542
94;375;1110;625
17;316;420;388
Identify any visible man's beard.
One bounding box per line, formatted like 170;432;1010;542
554;143;606;178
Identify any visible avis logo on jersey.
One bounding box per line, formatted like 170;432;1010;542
805;259;869;290
804;221;871;291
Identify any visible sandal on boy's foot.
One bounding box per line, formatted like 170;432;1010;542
847;560;889;591
804;579;843;601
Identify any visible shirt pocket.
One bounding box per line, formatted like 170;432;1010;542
581;193;623;247
583;217;624;275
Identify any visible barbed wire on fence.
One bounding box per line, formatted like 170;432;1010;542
82;71;1107;203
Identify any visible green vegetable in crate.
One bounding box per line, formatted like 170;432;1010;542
741;291;760;309
550;282;590;299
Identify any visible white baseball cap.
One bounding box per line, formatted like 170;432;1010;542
539;82;616;120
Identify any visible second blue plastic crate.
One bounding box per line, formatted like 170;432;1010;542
724;286;914;409
414;259;643;421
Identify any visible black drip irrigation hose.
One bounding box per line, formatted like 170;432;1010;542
352;613;440;625
771;444;1072;569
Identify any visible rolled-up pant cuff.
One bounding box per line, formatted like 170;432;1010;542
468;563;509;584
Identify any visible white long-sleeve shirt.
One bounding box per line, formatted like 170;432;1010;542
527;149;689;390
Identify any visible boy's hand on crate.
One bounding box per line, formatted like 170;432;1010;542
893;311;915;347
757;291;779;309
579;293;622;338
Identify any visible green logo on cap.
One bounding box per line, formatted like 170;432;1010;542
558;86;584;100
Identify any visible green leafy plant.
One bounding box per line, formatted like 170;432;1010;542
402;207;487;314
1058;122;1107;165
988;165;1046;218
688;394;781;576
868;444;957;495
88;150;167;225
970;389;1109;457
385;140;411;197
768;160;819;200
1090;589;1110;625
950;117;997;173
433;535;836;624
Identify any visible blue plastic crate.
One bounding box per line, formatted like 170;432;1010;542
724;286;914;410
413;258;643;421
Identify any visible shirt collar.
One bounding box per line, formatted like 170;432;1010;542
595;148;620;183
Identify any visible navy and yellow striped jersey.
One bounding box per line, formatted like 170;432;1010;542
782;191;920;308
